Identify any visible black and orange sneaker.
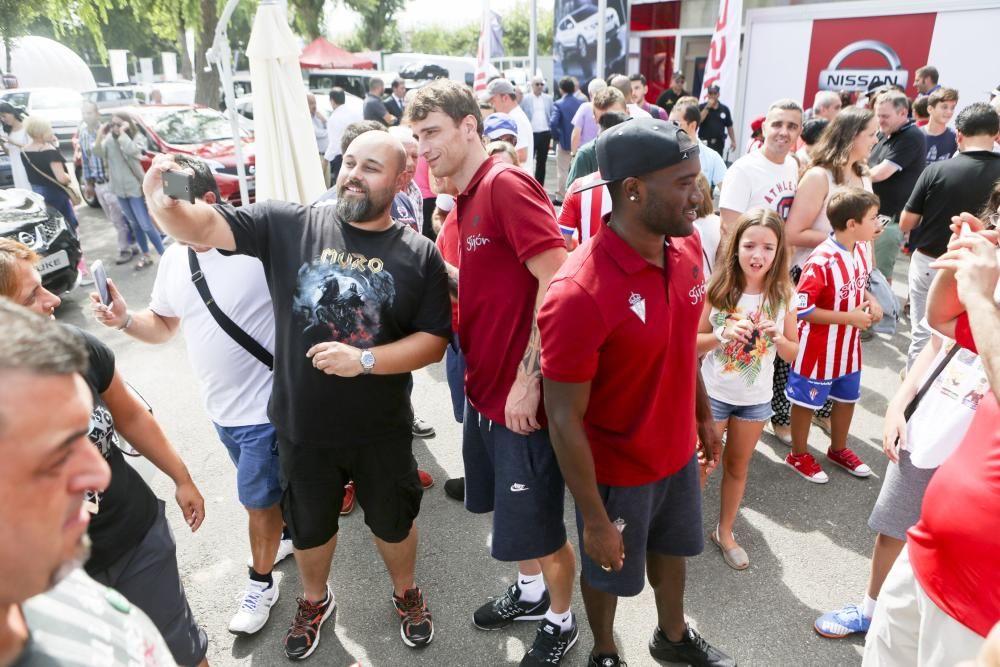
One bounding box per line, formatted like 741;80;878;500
392;587;434;648
284;586;335;660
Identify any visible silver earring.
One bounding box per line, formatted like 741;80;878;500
629;195;637;201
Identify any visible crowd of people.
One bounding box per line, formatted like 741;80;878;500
0;58;999;667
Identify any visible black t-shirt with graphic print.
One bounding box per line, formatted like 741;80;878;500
64;325;159;574
216;201;452;446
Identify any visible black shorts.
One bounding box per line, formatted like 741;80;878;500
278;435;423;549
577;455;704;597
463;400;567;562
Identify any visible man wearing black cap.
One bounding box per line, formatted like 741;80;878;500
539;118;735;667
699;85;735;157
656;70;689;116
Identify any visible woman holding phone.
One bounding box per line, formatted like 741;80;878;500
95;111;164;270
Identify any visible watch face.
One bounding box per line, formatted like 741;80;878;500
361;350;375;368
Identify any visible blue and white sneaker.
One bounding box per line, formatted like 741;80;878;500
814;604;871;638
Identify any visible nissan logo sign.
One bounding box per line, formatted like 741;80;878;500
819;40;908;92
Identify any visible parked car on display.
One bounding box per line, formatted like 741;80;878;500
554;5;622;62
0;87;83;157
232;90;364;126
81;86;144;110
0;187;81;293
305;69;398;99
74;104;256;207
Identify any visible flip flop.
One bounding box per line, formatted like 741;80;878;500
711;527;749;571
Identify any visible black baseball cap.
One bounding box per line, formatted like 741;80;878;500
577;117;699;192
707;84;720;93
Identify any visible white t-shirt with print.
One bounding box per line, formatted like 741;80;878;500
719;150;799;220
907;338;987;469
148;244;274;426
508;105;535;167
701;292;787;406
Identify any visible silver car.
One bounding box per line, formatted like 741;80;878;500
0;87;82;158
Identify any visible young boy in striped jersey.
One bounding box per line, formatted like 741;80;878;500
785;189;884;483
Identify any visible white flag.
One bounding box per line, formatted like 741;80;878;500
699;0;743;111
473;2;493;94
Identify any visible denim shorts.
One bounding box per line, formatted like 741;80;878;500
214;422;282;510
709;397;774;422
785;370;862;409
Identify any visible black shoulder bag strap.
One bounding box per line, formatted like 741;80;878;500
903;344;962;421
188;249;273;371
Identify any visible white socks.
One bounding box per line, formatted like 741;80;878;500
516;572;546;603
862;594;877;619
544;607;573;632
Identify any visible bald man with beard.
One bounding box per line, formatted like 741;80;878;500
143;131;452;660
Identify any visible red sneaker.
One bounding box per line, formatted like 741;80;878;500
827;447;872;477
341;482;356;515
785;452;829;484
418;469;434;489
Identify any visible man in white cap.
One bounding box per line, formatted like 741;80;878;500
484;78;534;166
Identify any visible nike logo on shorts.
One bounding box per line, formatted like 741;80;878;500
510;483;529;492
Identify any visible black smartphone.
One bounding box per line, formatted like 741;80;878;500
91;260;110;306
163;169;194;203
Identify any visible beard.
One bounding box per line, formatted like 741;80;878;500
335;180;394;223
50;533;91;588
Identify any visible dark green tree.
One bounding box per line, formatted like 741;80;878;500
341;0;405;51
289;0;326;41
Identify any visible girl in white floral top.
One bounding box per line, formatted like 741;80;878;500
696;208;800;570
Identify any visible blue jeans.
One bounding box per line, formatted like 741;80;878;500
118;196;165;255
213;422;282;510
31;183;79;230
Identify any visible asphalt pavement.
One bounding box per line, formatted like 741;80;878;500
58;185;914;667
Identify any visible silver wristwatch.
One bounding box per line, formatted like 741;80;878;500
360;349;376;375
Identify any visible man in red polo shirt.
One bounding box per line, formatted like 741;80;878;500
408;80;579;666
862;217;1000;666
540;118;734;667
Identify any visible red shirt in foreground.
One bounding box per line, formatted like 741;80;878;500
907;312;1000;637
435;208;460;331
539;226;706;486
457;157;565;425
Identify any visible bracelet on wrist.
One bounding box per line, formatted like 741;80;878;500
117;313;133;331
713;326;728;344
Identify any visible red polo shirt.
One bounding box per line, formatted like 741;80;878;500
457;156;565;425
539;225;706;486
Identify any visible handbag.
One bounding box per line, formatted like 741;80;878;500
23;151;82;206
188;249;274;371
867;267;899;335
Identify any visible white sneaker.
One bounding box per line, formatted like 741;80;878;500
228;577;279;635
246;538;295;568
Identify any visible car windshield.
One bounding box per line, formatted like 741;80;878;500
150;108;234;144
31;90;82;110
1;92;28;107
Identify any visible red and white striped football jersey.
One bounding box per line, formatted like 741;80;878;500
557;172;611;244
792;237;872;380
